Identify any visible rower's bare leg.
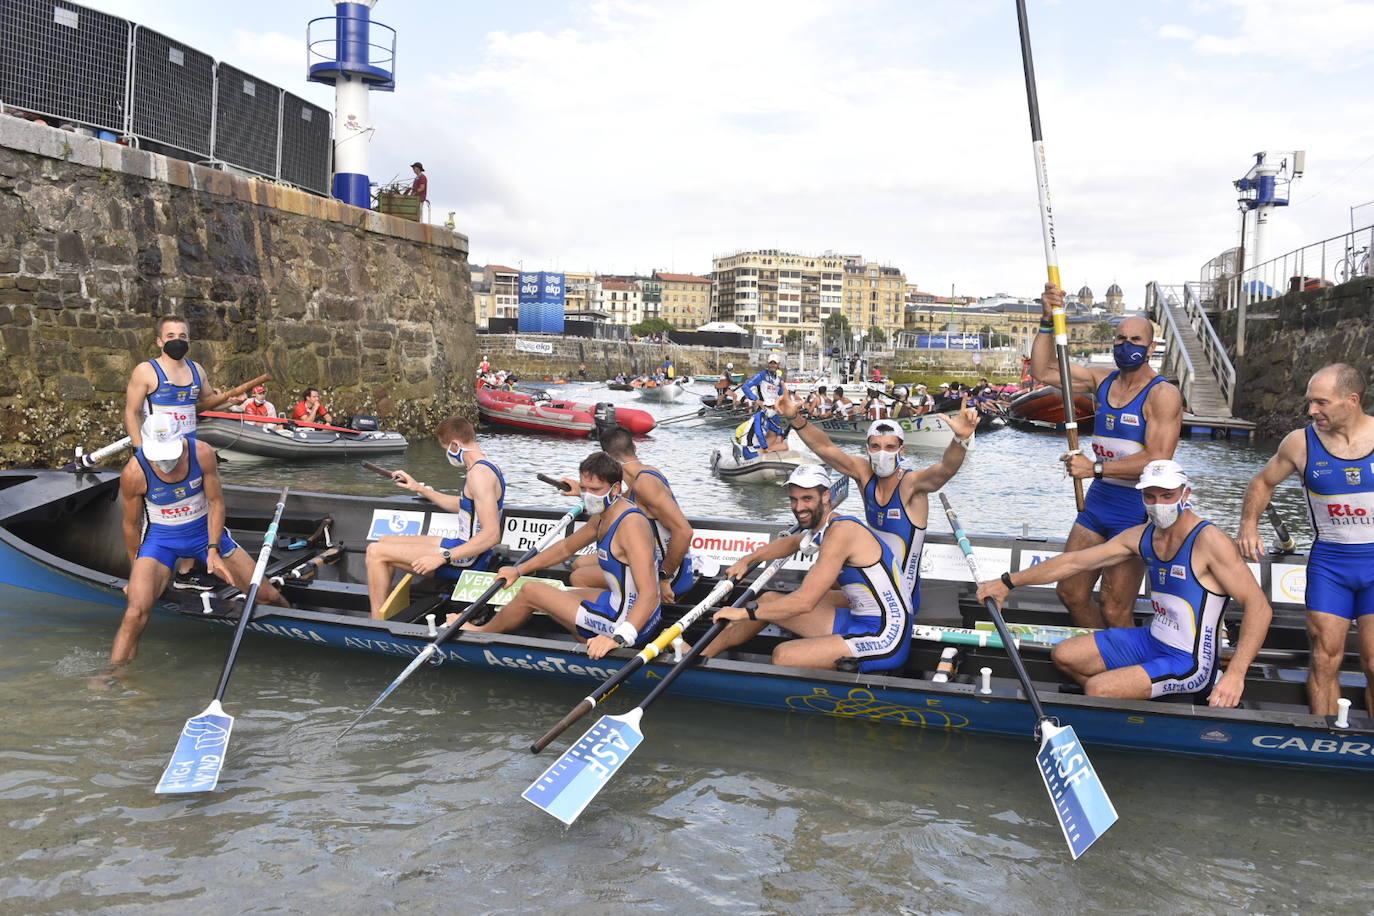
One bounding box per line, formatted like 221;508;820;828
221;546;290;608
771;605;844;670
1307;610;1352;716
108;557;175;667
1098;555;1145;630
364;535;441;617
569;554;602;589
1360;618;1374;716
1056;523;1107;628
465;583;599;636
1051;633;1108;685
1082;664;1152;700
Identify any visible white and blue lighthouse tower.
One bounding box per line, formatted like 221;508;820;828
307;1;396;208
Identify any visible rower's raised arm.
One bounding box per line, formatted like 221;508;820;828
1028;282;1100;394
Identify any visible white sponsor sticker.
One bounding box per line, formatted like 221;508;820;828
1272;563;1307;604
367;509;425;541
427;512;464;539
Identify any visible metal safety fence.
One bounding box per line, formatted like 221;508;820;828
0;0;331;195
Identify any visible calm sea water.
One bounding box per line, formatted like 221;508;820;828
4;383;1367;915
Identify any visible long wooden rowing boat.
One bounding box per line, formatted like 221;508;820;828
1;469;1368;772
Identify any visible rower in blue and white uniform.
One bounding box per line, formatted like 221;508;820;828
124;315;223;447
472;451;662;660
706;465;915;673
735;409;791;461
741;357;783;408
980;460;1273;708
771;390;980;615
105;414;288;668
1028;285;1183;629
1239;362;1374;716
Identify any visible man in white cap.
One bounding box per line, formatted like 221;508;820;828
741;357;782;409
707;465;914;672
910;383;933;416
774;388;978;616
976;460;1273;706
104;414;289;670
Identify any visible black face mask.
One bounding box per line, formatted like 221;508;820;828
162;339;190;361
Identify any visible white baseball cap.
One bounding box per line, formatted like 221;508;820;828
1136;459;1190;490
140;413;186;461
866;419;904;441
786;464;832;490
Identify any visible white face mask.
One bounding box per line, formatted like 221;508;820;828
582;488;616;515
151;457;181;474
445;443;467;468
869;450;899;478
253;396;265;405
1145;500;1183;529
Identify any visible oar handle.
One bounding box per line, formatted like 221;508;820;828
204;374;271;411
213;487;289;703
537;473;572;492
939;493;1049;724
361;460;398;480
1266;505;1296;553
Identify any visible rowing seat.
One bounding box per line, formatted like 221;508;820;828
224;511;333;548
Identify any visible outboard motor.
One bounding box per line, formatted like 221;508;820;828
350;414;379;431
593;402;619;438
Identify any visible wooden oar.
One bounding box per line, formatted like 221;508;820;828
337;500;585;741
68;374;270;470
1015;0;1083;511
1266;505;1297;553
522;476;850;824
155;487;289;794
939;492;1116;859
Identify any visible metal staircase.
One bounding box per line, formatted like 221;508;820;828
1145;281;1240;422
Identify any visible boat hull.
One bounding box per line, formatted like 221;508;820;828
814;414;956;449
194;418;408;460
1007;387;1097;433
477;389;656;435
634;383;687;403
710;446;811;482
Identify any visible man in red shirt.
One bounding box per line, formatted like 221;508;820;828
230;384;277;427
291;388;332;425
408;162;427;203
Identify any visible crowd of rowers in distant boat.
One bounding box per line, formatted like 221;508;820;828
99;289;1374;723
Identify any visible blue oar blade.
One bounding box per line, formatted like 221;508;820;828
1036;721;1118;859
156;701;234;794
522;709;644;825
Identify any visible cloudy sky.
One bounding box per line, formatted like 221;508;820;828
84;0;1374;306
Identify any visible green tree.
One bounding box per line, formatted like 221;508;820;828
863;325;886;346
1092;319;1116;344
823;313;852;348
783;329;806;348
632;317;675;337
979;324;1012;348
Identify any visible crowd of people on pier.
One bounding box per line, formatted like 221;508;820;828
97;286;1374;720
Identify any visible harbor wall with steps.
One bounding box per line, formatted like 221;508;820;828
0;115;473;468
479;334;1024;387
1220;277;1374;438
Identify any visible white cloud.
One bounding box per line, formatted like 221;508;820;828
1160;0;1374;71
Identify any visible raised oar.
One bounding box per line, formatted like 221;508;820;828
939;493;1116;859
1015;0;1083;511
67;374;270;470
523;476;850;823
1266;505;1297;553
156;487;289;794
337;500;585;741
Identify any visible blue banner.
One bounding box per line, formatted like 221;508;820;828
518;271;566;334
915;333;983;350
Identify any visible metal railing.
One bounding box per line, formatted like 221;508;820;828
1146;282;1204;411
1229;224;1374;310
0;0;331;195
1181;281;1235;411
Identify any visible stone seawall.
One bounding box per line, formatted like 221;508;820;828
0;115;473;468
1220;278;1374;438
478;334;1025;385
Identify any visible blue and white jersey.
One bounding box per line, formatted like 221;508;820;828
454;459;506;543
630;468;680;558
135;435;208;530
862;471;925;605
144;359;202;438
1090;371;1167;486
1304;427;1374;547
811;514;911;629
594;503;655;624
1140;520;1227;658
741;369;782;405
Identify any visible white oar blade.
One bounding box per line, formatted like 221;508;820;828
522;709;644;825
156;700;234;794
1035;721;1118;859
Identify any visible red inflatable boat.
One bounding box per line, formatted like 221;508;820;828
476;389;656;436
1005;386;1096;433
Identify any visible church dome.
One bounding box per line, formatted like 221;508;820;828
1077;285;1093;298
1106;283;1123;296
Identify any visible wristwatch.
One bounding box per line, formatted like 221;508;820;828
611;632;631;647
440;547;454;565
657;566;675;581
1093;460;1105;480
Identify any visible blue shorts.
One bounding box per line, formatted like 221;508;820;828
832;606;911;674
434;536;494;581
1075;481;1146;539
1093;626;1213;697
138;525;240;572
574;591;661;646
1306;542;1374;619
